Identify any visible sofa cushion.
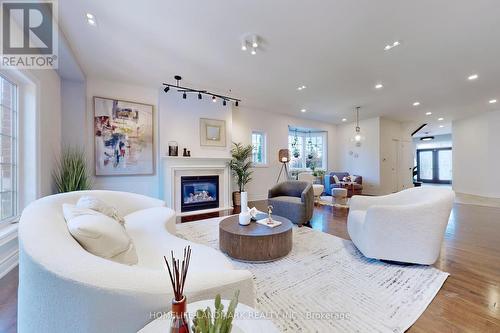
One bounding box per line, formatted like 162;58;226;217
77;195;125;225
63;204;138;265
124;207;234;271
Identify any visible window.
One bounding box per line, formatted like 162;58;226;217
288;128;327;170
251;131;266;165
1;75;17;223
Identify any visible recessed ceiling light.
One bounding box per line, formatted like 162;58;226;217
489;99;497;104
250;48;256;55
426;112;432;115
87;18;96;26
300;109;307;113
384;40;401;51
439;125;444;128
342;118;347;122
375;83;383;89
421;136;434;141
241;40;247;51
86;13;94;19
297;85;306;91
438;117;444;121
413;102;420;106
468;74;478;80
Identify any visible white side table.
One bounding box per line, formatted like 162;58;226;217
138;299;278;333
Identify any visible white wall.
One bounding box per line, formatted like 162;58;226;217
158;92;232;158
232;107;337;201
453;111;500;198
85;78;160;197
61;79;86;147
336;117;381;195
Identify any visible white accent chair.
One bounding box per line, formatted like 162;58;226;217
297;172;324;203
18;191;254;333
347;187;455;265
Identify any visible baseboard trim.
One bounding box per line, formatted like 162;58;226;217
0;248;19;279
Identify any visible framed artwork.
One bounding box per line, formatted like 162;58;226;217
200;118;226;147
94;96;154;176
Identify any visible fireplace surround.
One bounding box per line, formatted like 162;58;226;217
163;156;232;216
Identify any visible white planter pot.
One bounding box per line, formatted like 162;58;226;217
240;191;248;213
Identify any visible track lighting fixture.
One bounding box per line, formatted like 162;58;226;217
241;34;261;55
162;75;241;107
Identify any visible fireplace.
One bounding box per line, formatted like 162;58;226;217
180;175;219;212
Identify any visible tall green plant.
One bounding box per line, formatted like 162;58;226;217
228;142;253;192
53;147;92;193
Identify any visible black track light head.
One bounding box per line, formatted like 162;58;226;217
235;101;239;107
212;96;216;103
182;92;187;99
164;86;169;93
198;93;202;100
223;99;227;106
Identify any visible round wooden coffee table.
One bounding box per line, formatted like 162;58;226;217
219;214;293;263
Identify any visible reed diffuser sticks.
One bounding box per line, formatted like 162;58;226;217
164;246;192;301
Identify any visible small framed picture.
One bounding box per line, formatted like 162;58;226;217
200;118;226;147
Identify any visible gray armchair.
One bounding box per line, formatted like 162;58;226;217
268;181;314;226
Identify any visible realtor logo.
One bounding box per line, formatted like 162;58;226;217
1;1;58;68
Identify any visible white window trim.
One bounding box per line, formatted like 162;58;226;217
0;74;19;226
251;130;269;168
0;69;41;226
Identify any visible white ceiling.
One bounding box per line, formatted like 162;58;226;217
58;0;500;128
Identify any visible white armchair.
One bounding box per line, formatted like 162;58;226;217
347;187;455;265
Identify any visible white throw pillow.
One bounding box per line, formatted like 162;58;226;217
63;204;138;265
76;195;125;225
333;175;340;183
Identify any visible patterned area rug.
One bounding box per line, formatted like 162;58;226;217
177;218;448;333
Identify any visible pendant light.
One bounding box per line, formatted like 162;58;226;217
351;106;364;147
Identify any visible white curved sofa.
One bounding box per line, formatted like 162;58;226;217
18;190;254;333
347;187;455;265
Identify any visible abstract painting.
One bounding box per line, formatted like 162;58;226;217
94;97;154;176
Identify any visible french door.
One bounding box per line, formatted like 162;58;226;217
417;148;452;184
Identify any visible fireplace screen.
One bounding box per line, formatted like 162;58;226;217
181;176;219;212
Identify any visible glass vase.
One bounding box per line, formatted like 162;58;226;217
170;296;190;333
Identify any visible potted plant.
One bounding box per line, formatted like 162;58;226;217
192;291;239;333
291;130;300;158
228;142;253;207
53;147;92;193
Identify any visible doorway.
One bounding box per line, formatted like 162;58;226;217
416;148;452;184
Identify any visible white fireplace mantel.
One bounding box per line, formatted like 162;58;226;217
162;156;233;216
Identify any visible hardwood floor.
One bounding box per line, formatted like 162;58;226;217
2;202;499;332
0;265;18;333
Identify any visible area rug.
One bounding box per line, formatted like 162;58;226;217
176;218;448;333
